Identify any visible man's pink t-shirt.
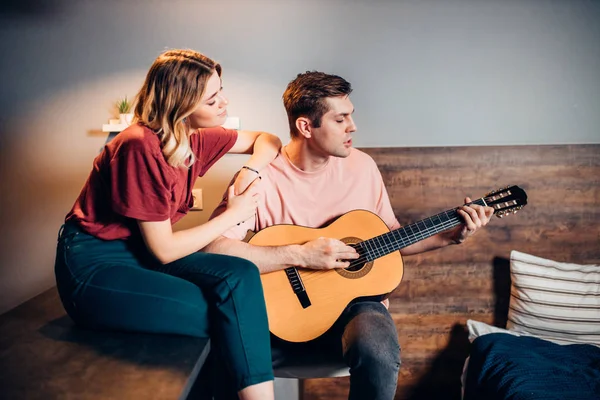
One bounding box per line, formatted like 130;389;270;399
212;147;400;239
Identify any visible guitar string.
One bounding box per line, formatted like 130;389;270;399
346;220;459;269
344;198;491;268
362;210;461;254
346;216;462;269
294;197;513;270
299;196;525;279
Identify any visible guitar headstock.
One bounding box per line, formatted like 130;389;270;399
484;185;528;218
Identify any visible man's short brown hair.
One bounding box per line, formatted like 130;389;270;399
283;71;353;138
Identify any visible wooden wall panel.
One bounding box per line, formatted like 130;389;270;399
303;144;600;400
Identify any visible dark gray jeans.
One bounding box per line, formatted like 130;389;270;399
272;301;401;400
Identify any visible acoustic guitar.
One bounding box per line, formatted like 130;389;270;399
249;185;527;342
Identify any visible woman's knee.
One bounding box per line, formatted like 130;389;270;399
221;256;262;288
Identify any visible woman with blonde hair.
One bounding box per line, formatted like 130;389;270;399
54;49;279;399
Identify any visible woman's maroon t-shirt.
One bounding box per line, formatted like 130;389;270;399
66;123;237;240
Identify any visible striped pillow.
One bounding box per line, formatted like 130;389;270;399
507;250;600;346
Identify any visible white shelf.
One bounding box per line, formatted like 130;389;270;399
102;116;239;133
102;124;129;132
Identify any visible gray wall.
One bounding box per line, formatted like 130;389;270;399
1;0;599;314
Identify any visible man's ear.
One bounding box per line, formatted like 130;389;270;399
295;117;312;139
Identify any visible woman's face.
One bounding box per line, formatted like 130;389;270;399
188;70;229;129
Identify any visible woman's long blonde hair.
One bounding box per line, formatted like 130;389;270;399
134;49;221;168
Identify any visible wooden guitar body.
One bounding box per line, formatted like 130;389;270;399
249;210;404;343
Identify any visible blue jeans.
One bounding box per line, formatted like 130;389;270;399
272;301;401;400
54;222;273;391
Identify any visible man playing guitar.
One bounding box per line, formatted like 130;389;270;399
205;71;494;400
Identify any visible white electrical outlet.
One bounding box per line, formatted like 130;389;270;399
222;116;240;130
190;188;203;211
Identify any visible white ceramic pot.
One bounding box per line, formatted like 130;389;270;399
119;113;134;125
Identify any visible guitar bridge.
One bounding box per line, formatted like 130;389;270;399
285;267;311;309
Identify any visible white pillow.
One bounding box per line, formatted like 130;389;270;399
507;250;600;346
466;319;522;343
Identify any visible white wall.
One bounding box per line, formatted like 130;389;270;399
0;0;599;314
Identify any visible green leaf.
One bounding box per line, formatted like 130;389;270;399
116;96;132;113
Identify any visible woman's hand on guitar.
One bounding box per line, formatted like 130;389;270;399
300;237;359;270
449;197;495;244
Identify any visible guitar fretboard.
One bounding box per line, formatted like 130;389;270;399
352;198;487;262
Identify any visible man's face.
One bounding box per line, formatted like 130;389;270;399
308;96;357;158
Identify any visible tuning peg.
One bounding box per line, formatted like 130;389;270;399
486;185;512;197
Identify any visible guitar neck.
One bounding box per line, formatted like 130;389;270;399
355;198;487;261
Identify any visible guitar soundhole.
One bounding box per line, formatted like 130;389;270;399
346;261;365;272
336;237;374;279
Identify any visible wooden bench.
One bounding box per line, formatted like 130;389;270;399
0;287;211;400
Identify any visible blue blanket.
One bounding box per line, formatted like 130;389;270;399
464;333;600;400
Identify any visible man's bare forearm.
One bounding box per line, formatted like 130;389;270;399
203;236;305;274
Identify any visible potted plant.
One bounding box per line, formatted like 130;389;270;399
116;96;134;125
